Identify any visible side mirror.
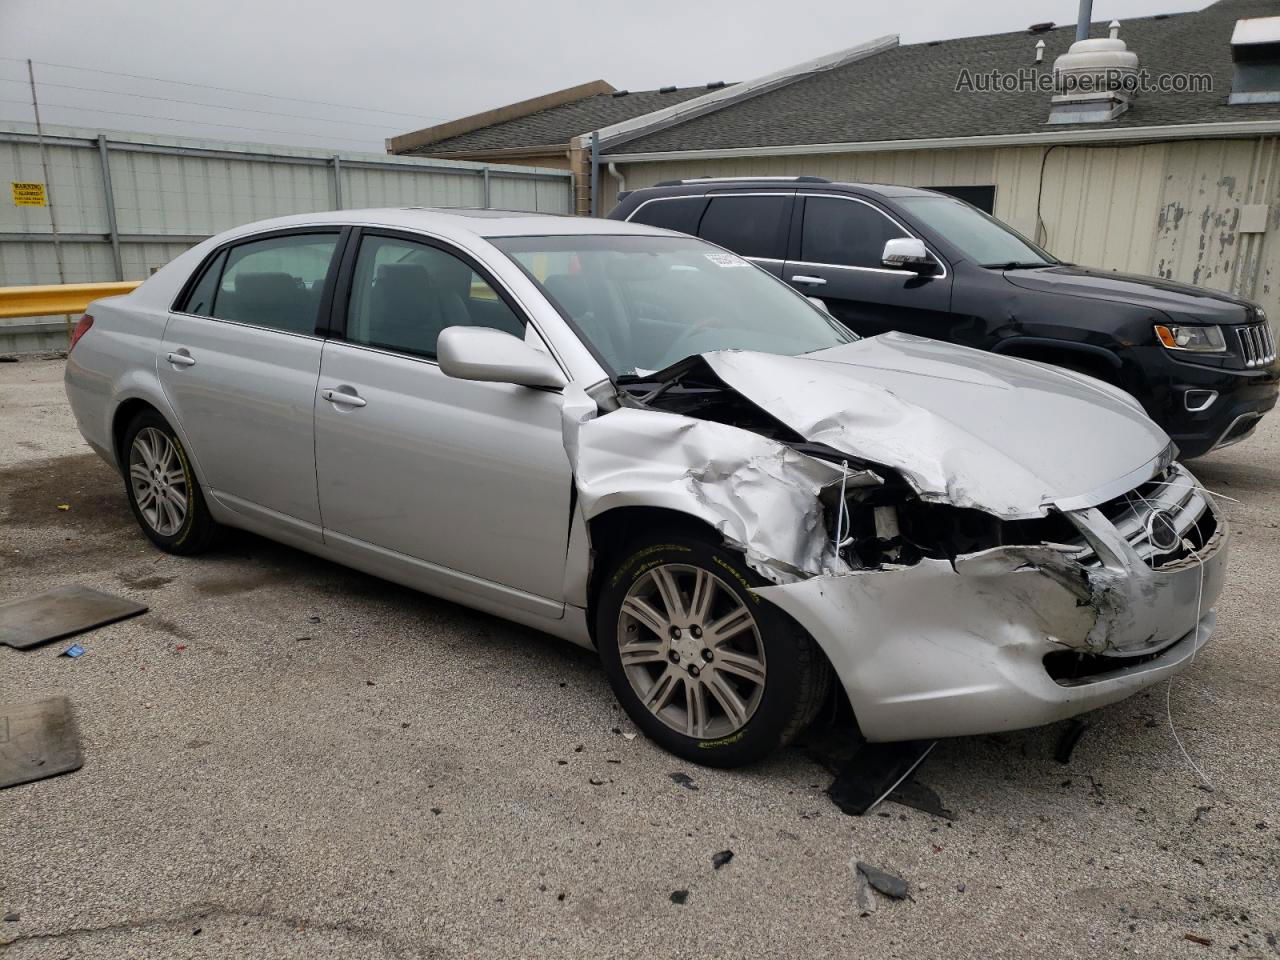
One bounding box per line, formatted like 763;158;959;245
807;296;831;314
437;326;567;390
881;237;936;274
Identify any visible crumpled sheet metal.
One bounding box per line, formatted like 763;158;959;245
700;335;1169;520
568;405;849;582
756;536;1220;741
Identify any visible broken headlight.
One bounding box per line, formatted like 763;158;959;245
830;487;1081;569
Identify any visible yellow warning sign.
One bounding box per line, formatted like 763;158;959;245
12;181;47;206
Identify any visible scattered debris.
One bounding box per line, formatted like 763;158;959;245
1184;933;1212;947
855;862;910;900
0;584;147;650
669;890;689;905
430;807;442;815
828;741;937;816
712;850;734;870
622;732;637;741
854;867;878;915
0;697;83;790
589;777;606;786
1055;718;1090;764
887;778;953;820
56;503;70;511
669;772;699;791
60;644;85;659
1193;805;1213;824
308;616;322;623
3;913;19;922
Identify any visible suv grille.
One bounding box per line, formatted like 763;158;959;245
1237;322;1276;368
1070;465;1218;570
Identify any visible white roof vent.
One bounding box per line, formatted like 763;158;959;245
1230;16;1280;104
1048;21;1140;124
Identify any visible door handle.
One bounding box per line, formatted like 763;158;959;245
321;387;367;408
166;351;196;367
790;275;827;286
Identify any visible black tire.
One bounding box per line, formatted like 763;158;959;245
121;409;218;555
596;531;831;768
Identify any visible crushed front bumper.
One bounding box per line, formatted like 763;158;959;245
754;466;1228;742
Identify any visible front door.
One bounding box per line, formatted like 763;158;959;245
313;230;573;610
159;230;342;538
785;195;953;339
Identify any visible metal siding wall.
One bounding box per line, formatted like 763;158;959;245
0;127;570;351
1;138;109;236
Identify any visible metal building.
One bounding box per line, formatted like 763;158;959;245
1;122;572;352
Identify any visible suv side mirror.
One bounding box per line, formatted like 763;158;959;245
882;237;936;274
437;326;567;390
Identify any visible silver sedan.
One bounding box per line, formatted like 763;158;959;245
64;209;1227;766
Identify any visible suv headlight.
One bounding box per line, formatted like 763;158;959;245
1154;323;1226;353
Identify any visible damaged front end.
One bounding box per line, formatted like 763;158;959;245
569;344;1229;743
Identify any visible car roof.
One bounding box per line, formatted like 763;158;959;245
210;207;675;242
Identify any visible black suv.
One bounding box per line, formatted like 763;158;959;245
608;177;1278;458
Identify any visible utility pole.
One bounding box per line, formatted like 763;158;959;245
27;59;71;336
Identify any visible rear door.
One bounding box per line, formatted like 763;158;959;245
785;195;952;338
160;229;343;540
313;229;573;612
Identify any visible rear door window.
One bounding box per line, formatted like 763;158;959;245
211;233;340;334
800;196;908;269
627;196;708;235
697;195;790;260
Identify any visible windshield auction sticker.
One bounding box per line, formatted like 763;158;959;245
704;252;749;268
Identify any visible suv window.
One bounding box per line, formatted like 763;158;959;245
628;196;707;234
345;234;524;359
208;233;339;334
800;196;908;269
697;195;789;260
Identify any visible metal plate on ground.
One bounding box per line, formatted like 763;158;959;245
0;697;83;789
0;584;147;650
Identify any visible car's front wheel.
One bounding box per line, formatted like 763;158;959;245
121;410;218;555
596;532;830;767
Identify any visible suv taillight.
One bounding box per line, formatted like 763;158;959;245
69;314;94;352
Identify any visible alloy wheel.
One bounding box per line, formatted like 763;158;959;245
617;563;767;740
129;427;188;537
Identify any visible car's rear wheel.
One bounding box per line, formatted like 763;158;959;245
596;532;830;767
122;410;217;555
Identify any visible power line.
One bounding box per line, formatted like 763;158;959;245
0;76;413;132
0;56;444;123
0;96;387;147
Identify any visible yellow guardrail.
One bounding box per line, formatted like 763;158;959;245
0;281;143;320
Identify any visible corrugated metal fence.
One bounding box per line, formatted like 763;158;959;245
0;122;573;352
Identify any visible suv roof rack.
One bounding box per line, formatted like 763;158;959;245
651;175;832;187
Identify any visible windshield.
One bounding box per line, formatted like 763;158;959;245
492;235;855;377
897;196;1056;269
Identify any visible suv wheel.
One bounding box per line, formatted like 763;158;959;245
596;532;830;767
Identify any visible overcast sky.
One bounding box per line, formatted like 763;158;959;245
0;0;1207;153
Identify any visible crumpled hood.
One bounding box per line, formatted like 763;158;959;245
701;332;1171;519
1003;264;1254;323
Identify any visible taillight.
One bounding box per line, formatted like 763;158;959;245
69;314;94;352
